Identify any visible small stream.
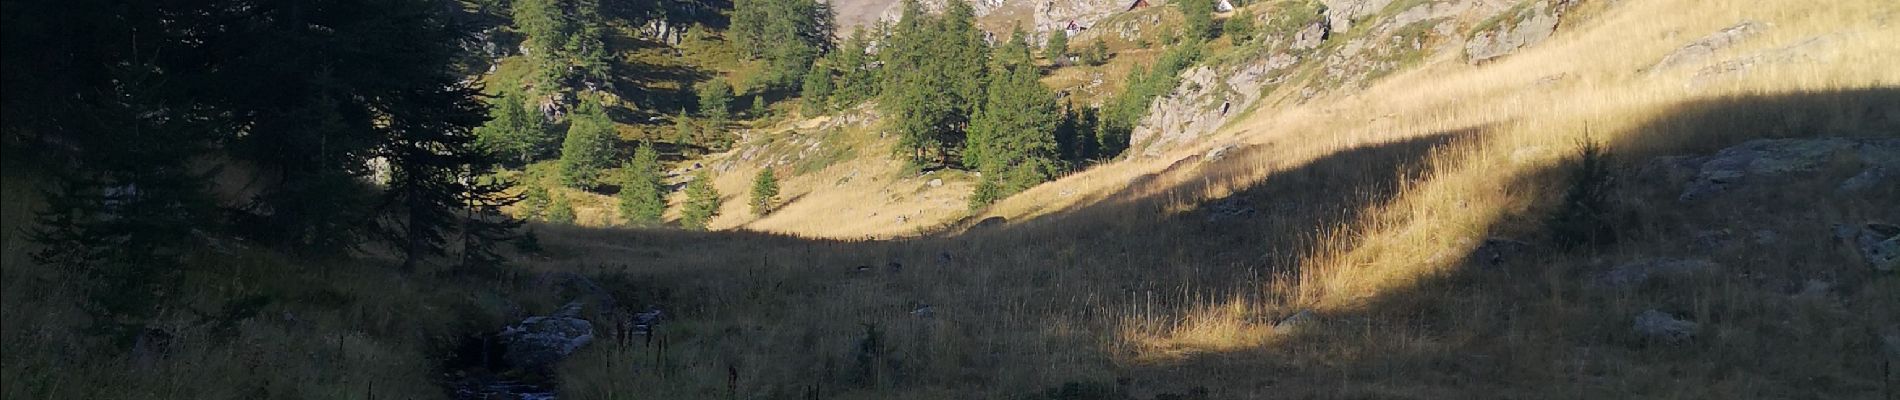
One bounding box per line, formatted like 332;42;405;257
439;298;653;400
442;332;559;400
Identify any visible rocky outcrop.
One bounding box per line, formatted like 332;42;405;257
1464;0;1570;64
1649;21;1764;73
1471;237;1532;268
1674;138;1900;202
1275;309;1320;334
1204;197;1256;222
1291;20;1331;50
1687;35;1832;88
1131;54;1295;155
636;18;689;46
499;302;596;372
1836;223;1900;272
1602;258;1717;287
1632;310;1697;343
1035;0;1164;41
1321;0;1397;33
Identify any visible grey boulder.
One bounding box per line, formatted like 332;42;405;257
1602;258;1718;287
1633;309;1697;343
500;302;595;371
1677;138;1900;202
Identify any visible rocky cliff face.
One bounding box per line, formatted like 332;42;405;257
829;0;1157;38
1034;0;1166;37
1133;53;1301;155
1131;0;1584;155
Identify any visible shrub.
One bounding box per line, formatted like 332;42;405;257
1547;138;1617;249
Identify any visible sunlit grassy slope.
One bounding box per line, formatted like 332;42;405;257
546;0;1899;398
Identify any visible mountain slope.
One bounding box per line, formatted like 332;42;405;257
540;0;1899;397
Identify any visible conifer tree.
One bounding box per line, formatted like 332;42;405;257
880;0;989;165
750;94;768;118
965;36;1061;207
681;171;721;229
833;28;880;105
26;77;215;341
1181;0;1217;40
750;169;781;216
513;0;572;88
547;193;577;224
560;98;616;187
565;0;613;85
1226;10;1257;43
618;143;667;226
522;184;552;220
1054;101;1083;164
993;26;1036;72
1083;38;1111;66
382;84;493;271
1043;30;1070;62
457;170;525;270
673;112;698;147
9;0;504;279
938;0;990;123
801;61;835;113
699;79;734;121
475;89;556;165
733;0;836;89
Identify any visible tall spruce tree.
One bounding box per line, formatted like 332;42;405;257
732;0;836;89
699;79;734;120
475;89;556;165
832;28;880;105
514;0;572;88
965;43;1061;208
673;112;698;147
547;193;577;224
1181;0;1217;40
1226;10;1257;43
1043;30;1070;62
456;168;525;271
24;69;216;341
880;0;989;166
6;0;503;279
993;26;1036;72
1082;38;1111;66
750;169;781;216
801;61;835;113
618;143;667;226
559;98;616;187
681;171;721;229
565;0;613;85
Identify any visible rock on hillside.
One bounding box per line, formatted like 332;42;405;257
1321;0;1397;33
1648;20;1765;73
1133;54;1300;155
1661;138;1900;202
1464;0;1575;64
1133;0;1573;155
1035;0;1166;39
830;0;1159;38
